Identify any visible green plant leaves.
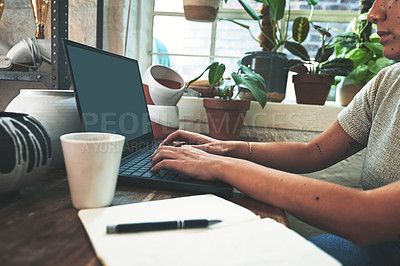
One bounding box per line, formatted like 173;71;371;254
320;58;354;76
345;47;373;67
363;40;384;57
186;61;267;109
232;74;267;109
292;17;310;43
315;46;335;63
238;0;262;20
285;41;310;61
219;18;250;30
239;63;266;87
369;57;392;74
305;0;318;5
185;62;223;90
334;32;359;49
208;62;226;88
312;23;331;37
265;0;286;21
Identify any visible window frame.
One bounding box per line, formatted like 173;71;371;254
149;5;359;63
149;3;360;103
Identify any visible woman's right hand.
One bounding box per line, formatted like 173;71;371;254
160;130;230;156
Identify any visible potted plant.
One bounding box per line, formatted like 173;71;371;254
333;8;394;106
183;0;228;22
288;24;354;105
222;0;318;102
186;61;267;140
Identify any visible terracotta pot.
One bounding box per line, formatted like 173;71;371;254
0;112;52;194
203;98;250;140
183;0;221;22
293;74;334;105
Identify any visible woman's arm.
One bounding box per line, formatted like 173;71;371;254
223;120;365;173
151;145;400;246
219;158;400;246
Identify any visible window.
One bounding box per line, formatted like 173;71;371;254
151;0;361;102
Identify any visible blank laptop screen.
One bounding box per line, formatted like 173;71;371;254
64;41;152;143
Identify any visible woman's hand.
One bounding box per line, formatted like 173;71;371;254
151;144;225;181
160;130;231;156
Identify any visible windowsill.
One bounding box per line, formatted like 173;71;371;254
177;96;344;133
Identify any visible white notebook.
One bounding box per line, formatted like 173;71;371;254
78;194;340;266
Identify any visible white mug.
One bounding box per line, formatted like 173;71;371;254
60;132;125;209
142;65;185;106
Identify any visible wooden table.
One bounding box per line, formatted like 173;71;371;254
0;168;288;266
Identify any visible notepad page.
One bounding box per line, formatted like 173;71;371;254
78;194;340;266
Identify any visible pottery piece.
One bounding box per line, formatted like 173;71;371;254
142;65;185;106
203;98;250;140
183;0;221;22
0;112;52;194
336;78;365;107
6;40;33;66
292;74;334;105
147;105;179;140
6;89;81;168
5;38;49;71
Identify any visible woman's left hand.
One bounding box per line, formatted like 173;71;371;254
151;145;224;181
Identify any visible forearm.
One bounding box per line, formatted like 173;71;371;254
225;141;320;173
224;121;364;173
216;158;400;245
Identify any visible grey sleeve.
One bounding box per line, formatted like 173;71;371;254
337;77;378;146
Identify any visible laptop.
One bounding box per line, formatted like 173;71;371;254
62;39;233;195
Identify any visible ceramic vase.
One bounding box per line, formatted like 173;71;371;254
6;89;81;168
0;112;52;194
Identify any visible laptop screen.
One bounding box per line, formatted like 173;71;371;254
63;40;153;156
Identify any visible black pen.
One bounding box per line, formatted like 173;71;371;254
106;219;222;234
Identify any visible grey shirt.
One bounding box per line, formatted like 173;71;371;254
337;63;400;190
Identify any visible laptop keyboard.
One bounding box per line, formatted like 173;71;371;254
119;147;190;182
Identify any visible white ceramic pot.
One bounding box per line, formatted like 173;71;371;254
6;89;81;168
147;105;179;128
142;65;185;106
336;77;365;107
147;105;179;140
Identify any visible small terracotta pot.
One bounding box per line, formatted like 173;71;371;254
142;84;155;105
293;74;334;105
183;0;221;22
203;98;250;140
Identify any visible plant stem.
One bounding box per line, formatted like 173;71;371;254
258;20;277;50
